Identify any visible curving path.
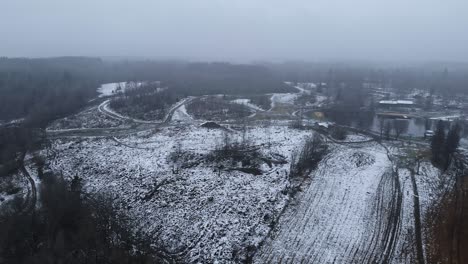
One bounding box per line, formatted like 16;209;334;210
19;164;36;215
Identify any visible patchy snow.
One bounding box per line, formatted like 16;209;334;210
270;93;299;108
96;81;153;97
171;104;193;122
429;115;462;121
47;125;311;263
48;104;126;130
345;134;372;142
292;86;308;94
298;82;317;89
379;100;414;105
0;118;25;127
231;99;264;112
315;95;328;106
317;121;334;128
97;82;127;97
0;171;28;209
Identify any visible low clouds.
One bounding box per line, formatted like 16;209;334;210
2;0;468;62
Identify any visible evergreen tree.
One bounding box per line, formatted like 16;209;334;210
446;122;461;155
431;120;446;165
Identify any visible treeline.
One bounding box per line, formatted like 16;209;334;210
165;62;292;97
0;174;163;264
267;61;468;96
0;58;292;126
0;57;103;126
0;125;44;176
431;121;462;169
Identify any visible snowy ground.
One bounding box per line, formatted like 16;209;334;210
48;104;126;130
255;142;398;263
96;81;155;97
270;93;299;110
97;82;128;97
314;95;328;107
0;171;28;211
231;99;265;112
171;104;193;122
46;124;312;263
40;84;456;263
343;133;372;142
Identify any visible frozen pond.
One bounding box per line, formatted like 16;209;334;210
318;110;466;138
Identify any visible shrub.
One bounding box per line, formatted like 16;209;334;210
331;126;347;140
290;134;327;179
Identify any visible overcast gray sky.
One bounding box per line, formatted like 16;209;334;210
2;0;468;62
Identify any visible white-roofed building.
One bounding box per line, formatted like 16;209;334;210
378;100;415;108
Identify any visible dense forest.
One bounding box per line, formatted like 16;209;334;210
0;57;102;126
0;173;162;264
0;58;291;126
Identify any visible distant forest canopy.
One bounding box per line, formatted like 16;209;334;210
0;57;103;126
1;57;468;126
268;61;468;95
0;57;290;126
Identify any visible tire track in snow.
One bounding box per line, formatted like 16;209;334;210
254;143;395;263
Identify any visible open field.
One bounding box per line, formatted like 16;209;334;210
45;123;312;262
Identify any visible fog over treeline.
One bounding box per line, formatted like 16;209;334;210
2;0;468;62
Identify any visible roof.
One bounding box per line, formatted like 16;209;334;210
379;100;414;105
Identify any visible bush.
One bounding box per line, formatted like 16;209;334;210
290;134;327;179
289;119;304;129
331;126;347;140
208;131;263;173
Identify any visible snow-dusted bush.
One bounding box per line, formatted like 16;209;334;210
290;134;327;179
331;126;347;140
207;131;263;173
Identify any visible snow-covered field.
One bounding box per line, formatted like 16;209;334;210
40;83;457;263
46;124;312;262
255;142;398;263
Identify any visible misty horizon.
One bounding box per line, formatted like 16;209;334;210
2;0;468;63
